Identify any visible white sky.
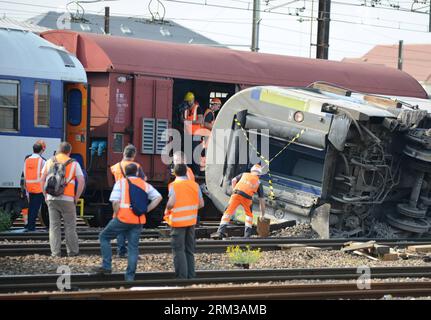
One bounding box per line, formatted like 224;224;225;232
2;0;431;62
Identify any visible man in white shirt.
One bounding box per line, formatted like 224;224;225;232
95;163;162;281
41;142;85;257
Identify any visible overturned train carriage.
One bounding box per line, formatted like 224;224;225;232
205;84;431;238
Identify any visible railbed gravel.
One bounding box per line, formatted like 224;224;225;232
1;248;431;275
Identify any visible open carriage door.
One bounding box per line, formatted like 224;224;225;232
132;76;173;183
65;83;89;169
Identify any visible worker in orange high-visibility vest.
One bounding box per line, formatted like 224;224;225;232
110;144;146;183
165;164;204;279
95;163;162;281
211;164;266;239
202;97;222;131
23;140;46;231
110;144;146;258
182;92;203;175
172;151;195;181
182;92;203;136
41;142;86;257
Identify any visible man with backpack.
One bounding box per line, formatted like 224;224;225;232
110;144;146;258
41;142;85;257
95;163;162;281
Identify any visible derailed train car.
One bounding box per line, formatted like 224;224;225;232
205;83;431;238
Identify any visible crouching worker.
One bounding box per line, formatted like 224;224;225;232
95;163;162;281
165;164;204;279
211;164;266;239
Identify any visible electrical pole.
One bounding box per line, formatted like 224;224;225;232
316;0;331;59
429;0;431;32
251;0;260;52
104;6;110;35
398;40;403;70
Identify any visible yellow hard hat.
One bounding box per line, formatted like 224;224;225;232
184;91;195;102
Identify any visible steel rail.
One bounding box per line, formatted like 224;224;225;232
1;280;431;300
1;237;431;256
1;266;431;294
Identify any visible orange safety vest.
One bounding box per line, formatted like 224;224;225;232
24;156;44;193
54;153;77;198
110;160;142;182
203;108;215;126
166;179;200;228
184;102;201;135
234;173;260;197
116;177;148;224
167;166;195;191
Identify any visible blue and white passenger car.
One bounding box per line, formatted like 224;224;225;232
0;28;87;215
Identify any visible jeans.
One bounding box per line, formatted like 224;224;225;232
117;233;127;256
27;193;44;231
171;226;196;279
99;218;142;281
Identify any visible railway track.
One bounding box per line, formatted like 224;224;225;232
1;237;431;256
1;266;431;295
0;224;246;241
2;281;431;299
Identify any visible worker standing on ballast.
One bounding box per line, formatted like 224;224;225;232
211;164;266;239
96;163;162;281
23;140;46;231
110;144;146;259
165;164;204;279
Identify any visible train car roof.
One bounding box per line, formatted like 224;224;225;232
42;30;426;98
0;28;86;83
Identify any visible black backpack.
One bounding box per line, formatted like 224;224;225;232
120;165;148;217
44;157;75;197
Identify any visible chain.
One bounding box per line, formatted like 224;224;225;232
233;117;305;200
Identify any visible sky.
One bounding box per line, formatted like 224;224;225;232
2;0;431;62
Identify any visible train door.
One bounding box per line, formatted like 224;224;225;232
65;83;89;169
132;76;173;183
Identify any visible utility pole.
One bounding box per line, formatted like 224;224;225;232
316;0;331;59
251;0;260;52
398;40;403;70
429;0;431;32
104;6;110;35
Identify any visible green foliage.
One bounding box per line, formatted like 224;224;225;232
0;209;12;232
226;245;262;265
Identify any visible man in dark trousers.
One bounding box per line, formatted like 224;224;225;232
23;140;46;231
164;164;204;279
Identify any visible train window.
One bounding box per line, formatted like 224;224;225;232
256;135;325;188
0;80;19;131
34;82;50;127
67;89;82;126
210;92;228;98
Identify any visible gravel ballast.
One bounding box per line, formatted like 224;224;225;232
1;248;430;275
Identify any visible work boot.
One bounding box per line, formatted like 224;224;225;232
210;224;228;239
210;232;227;240
93;266;112;276
244;227;253;238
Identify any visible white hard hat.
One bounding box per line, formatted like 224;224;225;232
251;164;263;175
